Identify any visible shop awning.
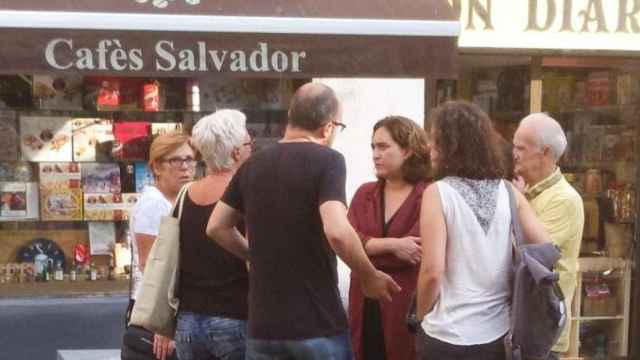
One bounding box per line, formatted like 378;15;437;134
0;0;459;77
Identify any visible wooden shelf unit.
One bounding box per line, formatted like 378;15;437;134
564;257;631;359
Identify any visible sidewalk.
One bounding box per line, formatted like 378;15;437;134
57;349;120;360
0;295;128;360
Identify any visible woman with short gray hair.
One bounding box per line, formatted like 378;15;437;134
174;109;253;360
191;109;250;172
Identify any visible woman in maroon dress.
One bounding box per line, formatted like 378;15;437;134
348;116;430;360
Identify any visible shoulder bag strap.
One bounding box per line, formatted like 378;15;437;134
504;180;521;355
170;182;192;221
505;180;525;248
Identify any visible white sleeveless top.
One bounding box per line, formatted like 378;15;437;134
421;178;512;345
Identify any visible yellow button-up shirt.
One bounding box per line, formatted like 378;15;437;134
526;168;584;353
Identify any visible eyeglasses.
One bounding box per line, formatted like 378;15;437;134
162;156;196;168
332;121;347;132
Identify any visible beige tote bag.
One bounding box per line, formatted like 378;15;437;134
129;183;190;337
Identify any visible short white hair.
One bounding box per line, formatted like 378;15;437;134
520;113;567;161
191;109;248;171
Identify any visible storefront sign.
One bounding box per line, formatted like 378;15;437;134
455;0;640;52
0;28;456;77
45;39;307;73
0;0;458;77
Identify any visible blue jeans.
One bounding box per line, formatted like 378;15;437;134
245;332;353;360
175;311;247;360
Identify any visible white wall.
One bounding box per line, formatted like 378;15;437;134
312;78;424;309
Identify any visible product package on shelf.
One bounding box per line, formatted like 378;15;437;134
160;78;187;110
616;73;640;106
39;162;83;221
200;78;293;111
32;75;83;110
0;110;18;161
72;118;115;162
0;182;39;221
564;129;582;166
542;74;575;113
495;67;529;112
113;122;151;161
81;163;121;194
83;77;120;111
603;126;625;162
151;122;183;138
119;162;136;193
134;162;154;193
587;71;615;107
120;78;145;111
584;125;605;162
0;162;35;182
83;193;138;221
88;222;116;256
20;116;73;162
0;75;33;109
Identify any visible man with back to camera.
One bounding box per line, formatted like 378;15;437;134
513;113;585;360
206;82;400;359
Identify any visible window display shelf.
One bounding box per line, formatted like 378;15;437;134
0;278;128;298
576;315;625;321
565;258;631;358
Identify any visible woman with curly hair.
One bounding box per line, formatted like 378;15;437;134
348;116;430;360
416;101;549;360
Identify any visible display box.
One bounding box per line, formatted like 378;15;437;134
32;75;83;110
0;182;39;221
20;116;73;162
0;110;18;161
83;193;138;221
81;163;121;194
39;163;83;221
72;118;115;162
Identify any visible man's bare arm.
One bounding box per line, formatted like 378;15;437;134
206;201;249;261
320;200;401;301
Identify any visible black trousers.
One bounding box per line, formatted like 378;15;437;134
416;327;506;360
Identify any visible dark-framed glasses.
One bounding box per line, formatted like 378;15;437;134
162;156;196;168
332;121;347;132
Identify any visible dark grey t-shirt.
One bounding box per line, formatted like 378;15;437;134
222;142;348;340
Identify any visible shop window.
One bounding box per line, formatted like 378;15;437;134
0;74;300;297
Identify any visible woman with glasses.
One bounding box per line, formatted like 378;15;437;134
347;116;430;360
174;109;252;360
125;133;197;360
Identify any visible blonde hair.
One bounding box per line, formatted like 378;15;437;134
148;133;194;177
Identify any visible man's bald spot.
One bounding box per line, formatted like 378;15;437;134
288;83;340;131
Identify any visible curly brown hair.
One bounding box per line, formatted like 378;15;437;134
427;101;506;180
373;116;430;184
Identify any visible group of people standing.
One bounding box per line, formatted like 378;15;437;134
124;82;584;360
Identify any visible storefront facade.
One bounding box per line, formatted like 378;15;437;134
452;1;640;358
0;0;458;305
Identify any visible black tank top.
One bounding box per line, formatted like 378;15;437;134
177;192;249;319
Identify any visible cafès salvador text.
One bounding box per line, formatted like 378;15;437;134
45;39;307;73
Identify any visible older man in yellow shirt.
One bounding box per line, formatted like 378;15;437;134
513;113;584;360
